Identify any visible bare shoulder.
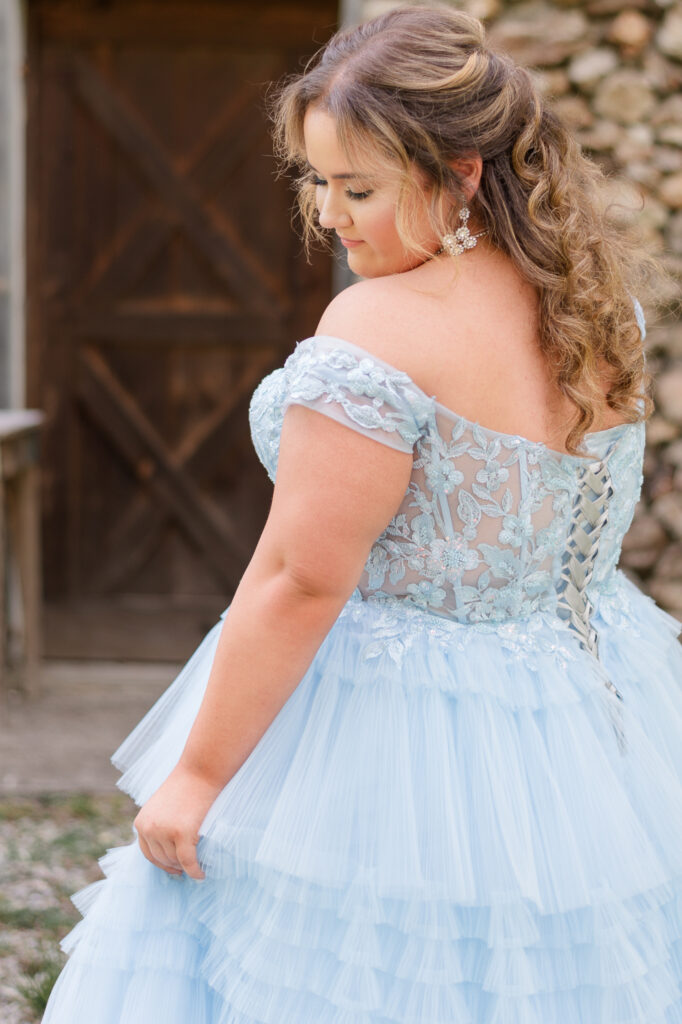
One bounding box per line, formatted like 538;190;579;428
313;272;435;366
311;253;542;415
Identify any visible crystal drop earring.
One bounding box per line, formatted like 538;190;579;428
439;201;488;256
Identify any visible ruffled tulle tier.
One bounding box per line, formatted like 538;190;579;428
43;839;682;1024
42;570;682;1023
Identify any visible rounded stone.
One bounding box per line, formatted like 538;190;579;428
667;211;682;254
614;124;654;164
647;579;682;616
663;437;682;466
620;512;668;551
587;0;651;14
660;172;682;208
553;94;594;129
652;491;682;539
576;118;621;151
530;68;571;97
656;7;682;61
654;539;682;578
361;0;403;19
641;50;682;94
568;47;619;91
462;0;501;19
621;546;660;571
488;6;589;67
656;365;682;423
651;93;682;127
594;70;657;124
658;123;682;147
647;415;681;446
652;146;682;173
607;10;653;53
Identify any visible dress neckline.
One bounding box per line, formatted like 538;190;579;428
304;334;640;463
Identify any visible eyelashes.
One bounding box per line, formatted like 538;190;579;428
310;177;373;201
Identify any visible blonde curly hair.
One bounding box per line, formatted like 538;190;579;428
268;3;664;456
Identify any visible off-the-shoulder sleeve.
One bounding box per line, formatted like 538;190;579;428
281;336;426;453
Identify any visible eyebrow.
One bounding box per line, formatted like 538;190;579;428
306;164;364;180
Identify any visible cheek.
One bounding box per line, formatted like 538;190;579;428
363;204;402;250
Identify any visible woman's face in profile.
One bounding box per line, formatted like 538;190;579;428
302;105;442;278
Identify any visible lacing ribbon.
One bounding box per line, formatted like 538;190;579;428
556;452;627;755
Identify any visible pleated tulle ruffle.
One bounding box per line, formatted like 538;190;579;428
42;570;682;1023
44;836;682;1023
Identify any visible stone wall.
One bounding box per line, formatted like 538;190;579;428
350;0;682;616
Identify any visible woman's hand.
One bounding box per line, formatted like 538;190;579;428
132;764;225;880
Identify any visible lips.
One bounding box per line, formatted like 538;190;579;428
338;237;363;248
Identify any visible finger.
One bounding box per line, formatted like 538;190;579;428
133;820;182;875
150;838;183;873
141;835;180;876
136;832;163;870
157;837;185;873
157;839;183;880
175;837;205;881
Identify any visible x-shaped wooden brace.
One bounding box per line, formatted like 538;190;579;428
65;51;291;315
76;344;276;592
54;51;294;591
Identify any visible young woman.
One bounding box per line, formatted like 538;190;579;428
43;6;682;1022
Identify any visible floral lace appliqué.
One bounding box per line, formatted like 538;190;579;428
283;340;429;451
249;336;646;650
337;590;579;669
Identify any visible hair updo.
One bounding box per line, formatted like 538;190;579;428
268;2;661;456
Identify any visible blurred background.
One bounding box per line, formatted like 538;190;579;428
0;1;681;1018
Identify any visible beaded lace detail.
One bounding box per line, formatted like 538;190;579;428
249;330;646;755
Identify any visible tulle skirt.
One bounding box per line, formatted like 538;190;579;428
42;570;682;1023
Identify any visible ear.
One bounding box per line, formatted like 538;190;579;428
447;153;483;202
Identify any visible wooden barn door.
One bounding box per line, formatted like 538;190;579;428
26;0;337;659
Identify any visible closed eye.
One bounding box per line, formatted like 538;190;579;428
310;177;373;201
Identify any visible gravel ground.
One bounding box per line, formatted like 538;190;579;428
0;791;138;1022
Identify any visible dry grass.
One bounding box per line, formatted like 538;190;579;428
0;791;136;1022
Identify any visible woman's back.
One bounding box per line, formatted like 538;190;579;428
319;240;629;455
255;326;644;638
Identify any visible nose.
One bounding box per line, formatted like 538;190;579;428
317;190;353;231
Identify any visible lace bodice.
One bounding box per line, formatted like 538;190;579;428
248;315;646;650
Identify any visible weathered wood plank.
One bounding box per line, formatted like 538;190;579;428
27;0;336;658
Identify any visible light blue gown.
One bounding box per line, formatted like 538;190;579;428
43;302;682;1023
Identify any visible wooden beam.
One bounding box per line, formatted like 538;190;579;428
36;1;337;49
76;345;250;588
67;52;290;312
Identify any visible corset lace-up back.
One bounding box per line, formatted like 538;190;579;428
250;333;645;635
249;331;646;755
556;453;617;661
